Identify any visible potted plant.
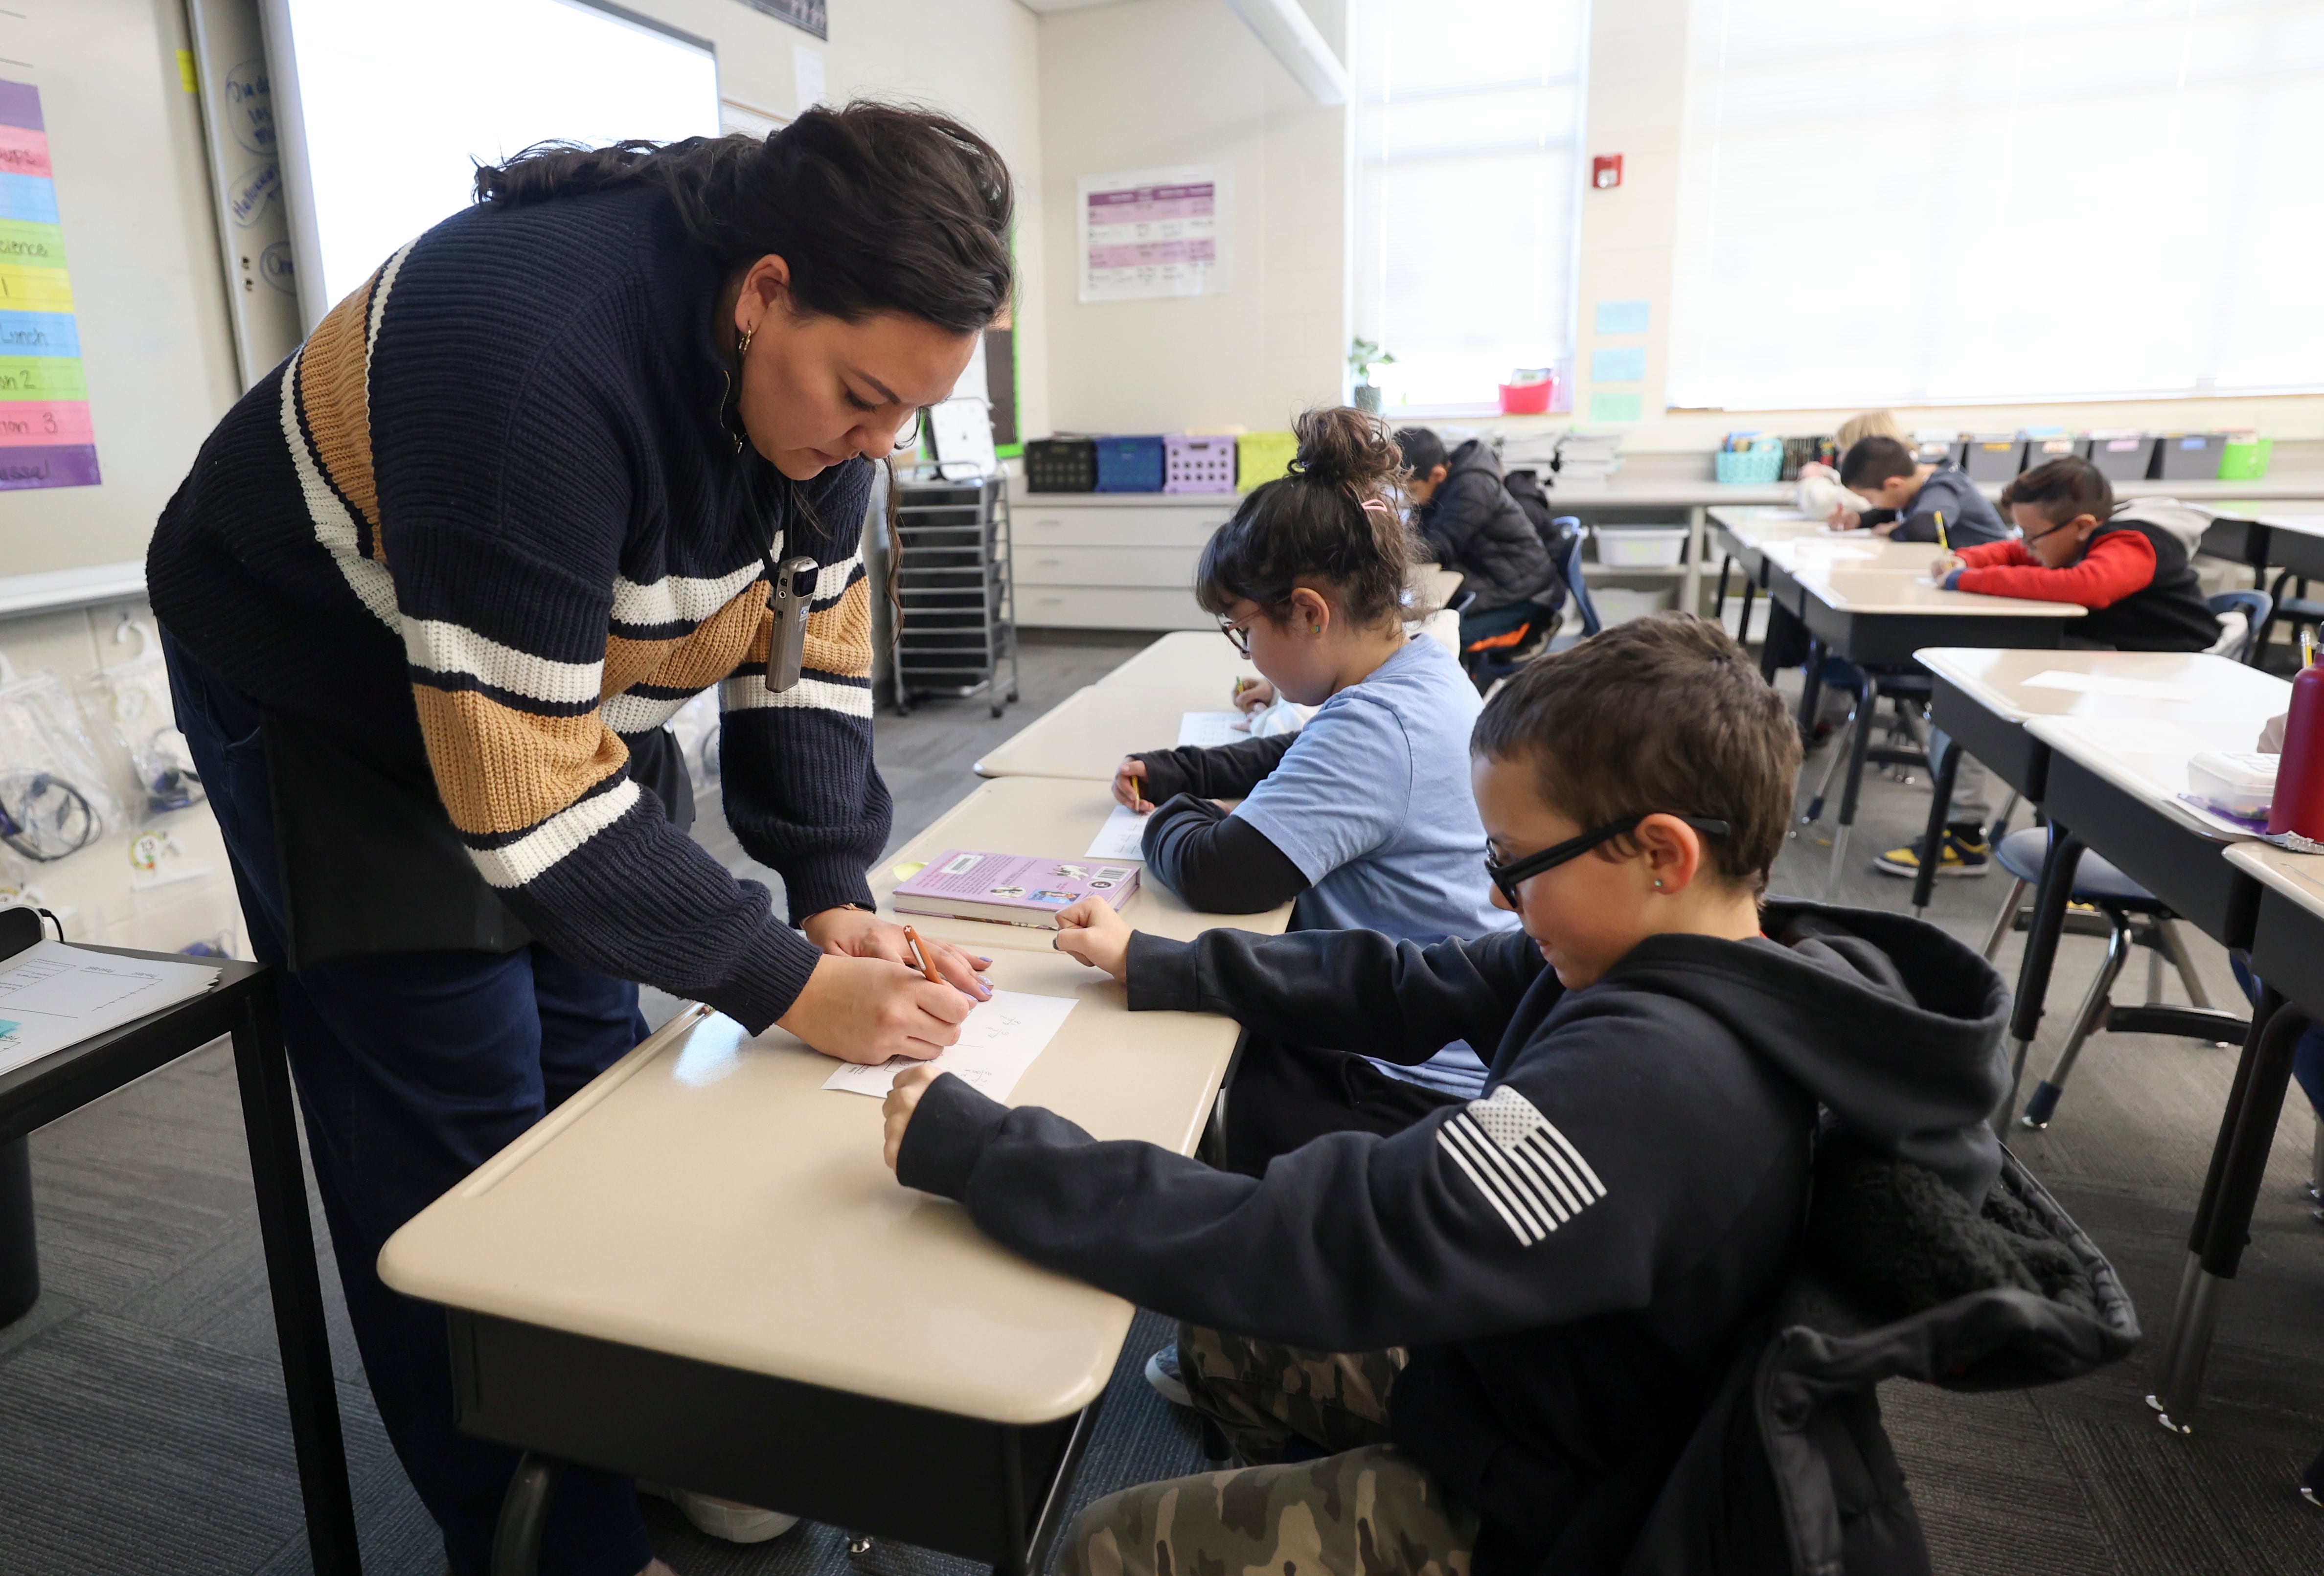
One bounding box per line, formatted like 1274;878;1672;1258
1349;337;1394;414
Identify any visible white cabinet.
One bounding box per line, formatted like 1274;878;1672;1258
1006;490;1233;630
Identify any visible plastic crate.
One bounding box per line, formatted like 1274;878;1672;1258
1594;526;1688;567
1958;433;2022;482
2079;431;2155;482
2022;433;2078;473
2220;435;2272;480
2154;432;2226;481
1237;430;1299;492
1164;435;1237;494
1714;446;1782;484
1024;437;1096;493
1094;435;1165;493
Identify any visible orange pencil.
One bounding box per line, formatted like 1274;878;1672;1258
902;925;942;984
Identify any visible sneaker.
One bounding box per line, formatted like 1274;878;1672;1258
1874;825;1989;879
639;1482;799;1544
1144;1343;1193;1408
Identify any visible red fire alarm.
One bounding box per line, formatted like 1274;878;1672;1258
1592;154;1623;190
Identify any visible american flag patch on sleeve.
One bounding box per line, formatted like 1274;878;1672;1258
1435;1085;1608;1246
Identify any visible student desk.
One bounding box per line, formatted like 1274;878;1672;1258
2140;843;2324;1434
1756;537;2086;887
867;774;1295;954
378;945;1245;1576
975;683;1245;781
1703;506;1831;641
0;916;359;1575
1908;650;2288;914
1094;630;1257;698
2195;502;2324;584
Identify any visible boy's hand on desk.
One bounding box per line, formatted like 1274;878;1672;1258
1112;757;1155;812
1824;503;1860;531
1928;551;1964;582
778;955;973;1065
802;906;991;1000
882;1062;945;1171
1052;896;1131;981
1232;677;1276;715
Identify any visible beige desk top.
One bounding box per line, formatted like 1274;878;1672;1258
975;684;1238;781
2223;841;2324;921
2026;671;2290;840
1414;563;1465;610
1762;538;2086;620
1094;631;1258;699
2195;502;2324;536
378;946;1236;1425
869;774;1292;953
1914;648;2288;730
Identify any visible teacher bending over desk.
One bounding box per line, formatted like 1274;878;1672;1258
145;103;1007;1576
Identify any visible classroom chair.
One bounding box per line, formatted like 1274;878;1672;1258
1549;526;1599;651
1458;520;1594;688
1794;656;1932;893
2209;589;2274;664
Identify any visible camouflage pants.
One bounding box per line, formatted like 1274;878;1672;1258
1057;1324;1478;1576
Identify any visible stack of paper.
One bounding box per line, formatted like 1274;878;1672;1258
0;940;222;1079
1176;711;1248;748
821;989;1078;1102
1555;430;1623;487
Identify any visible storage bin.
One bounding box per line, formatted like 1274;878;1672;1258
1714;446;1782;484
2154;432;2227;481
2079;431;2155;482
1236;430;1299;491
1958;433;2023;482
2022;432;2078;473
1593;585;1674;624
1094;435;1166;493
1024;436;1096;493
1594;525;1688;567
2219;434;2272;480
2187;750;2277;819
1163;434;1237;494
1779;436;1835;481
1911;431;1958;466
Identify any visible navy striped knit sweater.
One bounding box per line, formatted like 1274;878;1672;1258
147;185;887;1032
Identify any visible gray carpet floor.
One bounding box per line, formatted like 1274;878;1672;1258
3;629;2320;1574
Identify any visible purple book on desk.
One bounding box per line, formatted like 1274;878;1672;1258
891;851;1141;928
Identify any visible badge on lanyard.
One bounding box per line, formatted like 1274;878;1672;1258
762;544;820;693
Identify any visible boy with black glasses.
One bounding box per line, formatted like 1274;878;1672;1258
875;615;2011;1576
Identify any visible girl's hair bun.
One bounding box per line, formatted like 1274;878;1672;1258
1289;406;1402;497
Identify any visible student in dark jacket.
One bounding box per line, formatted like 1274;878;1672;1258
880;617;2012;1576
1833;434;2010;544
1397;426;1562;650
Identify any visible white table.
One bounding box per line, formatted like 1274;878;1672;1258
974;684;1245;781
1094;630;1258;698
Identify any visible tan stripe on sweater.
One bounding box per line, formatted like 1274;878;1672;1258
295;272;382;539
412;686;629;839
742;576;873;678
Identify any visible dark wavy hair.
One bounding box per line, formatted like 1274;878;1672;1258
2001;456;2118;527
473;100;1014;332
1195;408;1420;630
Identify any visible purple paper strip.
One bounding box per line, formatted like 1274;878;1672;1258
0;81;43;134
0;442;100;490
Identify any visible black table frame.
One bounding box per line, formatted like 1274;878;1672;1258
0;912;360;1572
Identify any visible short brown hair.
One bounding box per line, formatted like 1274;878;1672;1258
1470;614;1801;893
2000;456;2115;528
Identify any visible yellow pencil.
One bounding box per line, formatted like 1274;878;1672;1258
1933;510;1949;553
2302;627;2317;670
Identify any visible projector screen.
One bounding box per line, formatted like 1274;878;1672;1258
263;0;720;327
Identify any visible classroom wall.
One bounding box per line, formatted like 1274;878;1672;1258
1034;0;1347;435
1555;0;2324;455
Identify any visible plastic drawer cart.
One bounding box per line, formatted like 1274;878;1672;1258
890;476;1021;718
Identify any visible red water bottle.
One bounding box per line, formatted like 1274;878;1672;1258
2267;659;2324;839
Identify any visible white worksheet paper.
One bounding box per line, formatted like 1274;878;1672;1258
1086;803;1151;860
1176;710;1249;748
0;940;222;1079
2023;671;2204;702
821;990;1079;1101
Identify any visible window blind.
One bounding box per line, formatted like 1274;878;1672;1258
1351;0;1593;413
1669;0;2324;409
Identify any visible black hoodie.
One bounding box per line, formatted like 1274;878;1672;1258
896;901;2009;1576
1416;439;1559;612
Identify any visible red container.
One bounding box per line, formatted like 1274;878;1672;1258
1499;377;1554;415
2266;664;2324;839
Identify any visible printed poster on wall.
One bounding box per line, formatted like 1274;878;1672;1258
1077;165;1231;303
0;79;98;492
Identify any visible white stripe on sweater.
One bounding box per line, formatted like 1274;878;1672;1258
718;673;873;719
278;348;399;630
402;619;602;708
469;777;640;889
609;560;766;631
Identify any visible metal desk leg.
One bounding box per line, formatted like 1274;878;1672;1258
2148;997;2310;1434
491;1453;562;1576
0;1135;35;1328
1826;670;1878;896
1737;580;1757;650
1795;640;1826;737
1912;735;1963;916
230;980;363;1576
1713;555;1733;622
2002;826;2086;1123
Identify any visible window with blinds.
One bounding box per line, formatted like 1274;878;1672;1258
1669;0;2324;410
1350;0;1594;414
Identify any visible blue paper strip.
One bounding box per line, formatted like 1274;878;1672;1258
1594;299;1650;336
1590;347;1646;383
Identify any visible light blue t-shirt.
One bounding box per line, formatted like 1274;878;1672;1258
1233;635;1519;1096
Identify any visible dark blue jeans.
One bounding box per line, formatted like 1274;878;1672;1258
163;631;653;1576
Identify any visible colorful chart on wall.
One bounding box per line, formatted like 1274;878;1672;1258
1077;164;1231;303
0;79;97;492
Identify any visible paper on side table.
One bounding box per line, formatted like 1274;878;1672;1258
1086;804;1150;861
0;940;221;1078
819;989;1079;1101
1176;711;1249;748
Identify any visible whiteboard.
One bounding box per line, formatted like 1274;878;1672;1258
0;0;243;582
263;0;722;330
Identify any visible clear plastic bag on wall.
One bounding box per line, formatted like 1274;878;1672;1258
0;654;118;863
79;621;205;817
